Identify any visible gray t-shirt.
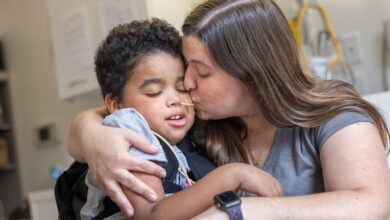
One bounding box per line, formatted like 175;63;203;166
262;111;372;195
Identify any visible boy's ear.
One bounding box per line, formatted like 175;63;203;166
104;94;120;113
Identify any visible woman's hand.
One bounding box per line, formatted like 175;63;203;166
67;107;166;217
228;163;283;197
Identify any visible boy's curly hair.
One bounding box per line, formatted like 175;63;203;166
95;18;183;100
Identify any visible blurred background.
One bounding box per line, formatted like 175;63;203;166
0;0;389;219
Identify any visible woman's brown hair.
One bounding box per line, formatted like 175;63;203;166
183;0;389;165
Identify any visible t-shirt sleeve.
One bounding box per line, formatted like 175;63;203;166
103;108;167;164
315;111;373;151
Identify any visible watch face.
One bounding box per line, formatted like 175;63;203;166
214;191;241;208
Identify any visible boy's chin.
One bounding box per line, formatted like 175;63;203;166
164;132;187;145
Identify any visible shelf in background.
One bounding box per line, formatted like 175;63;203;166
0;123;11;131
0;73;8;82
0;163;16;171
0;65;20;218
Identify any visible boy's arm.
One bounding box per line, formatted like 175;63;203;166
67;106;165;216
124;163;282;220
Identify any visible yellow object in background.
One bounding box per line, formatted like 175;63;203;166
290;1;349;78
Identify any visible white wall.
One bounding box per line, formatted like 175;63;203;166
0;0;389;199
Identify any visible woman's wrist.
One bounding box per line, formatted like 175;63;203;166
192;204;230;220
67;106;107;162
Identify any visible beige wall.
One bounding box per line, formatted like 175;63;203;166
0;0;389;199
0;0;201;197
146;0;200;30
0;0;103;195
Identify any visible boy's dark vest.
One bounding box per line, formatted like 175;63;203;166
54;136;216;220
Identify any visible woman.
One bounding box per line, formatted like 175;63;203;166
68;0;390;219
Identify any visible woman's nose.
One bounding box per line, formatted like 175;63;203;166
184;67;197;92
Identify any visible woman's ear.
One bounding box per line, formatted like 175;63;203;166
104;94;120;114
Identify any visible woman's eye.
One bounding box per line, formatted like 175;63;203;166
198;72;209;78
145;91;162;97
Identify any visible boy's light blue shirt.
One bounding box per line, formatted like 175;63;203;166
103;108;167;163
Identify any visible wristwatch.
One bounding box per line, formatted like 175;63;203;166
214;191;243;220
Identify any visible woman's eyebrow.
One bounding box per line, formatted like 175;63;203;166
189;59;210;69
140;78;163;88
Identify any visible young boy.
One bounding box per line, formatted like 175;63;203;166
78;18;280;220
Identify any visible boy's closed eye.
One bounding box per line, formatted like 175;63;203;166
142;85;163;97
144;87;187;97
145;91;162;97
141;79;163;97
140;76;188;97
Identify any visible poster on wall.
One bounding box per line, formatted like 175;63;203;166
46;1;99;100
98;0;147;38
59;6;94;77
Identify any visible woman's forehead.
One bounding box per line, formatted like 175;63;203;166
182;36;214;67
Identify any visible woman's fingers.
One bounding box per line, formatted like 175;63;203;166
123;154;167;177
79;124;170;216
101;157;162;217
102;136;165;200
122;129;167;177
123;129;160;154
115;167;159;202
100;179;134;217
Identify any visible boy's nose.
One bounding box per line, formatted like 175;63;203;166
167;93;181;107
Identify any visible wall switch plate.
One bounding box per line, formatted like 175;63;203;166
341;31;363;64
35;123;60;148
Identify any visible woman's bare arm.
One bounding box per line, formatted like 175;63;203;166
124;163;282;220
194;123;390;220
67;106;167;217
68;106;107;162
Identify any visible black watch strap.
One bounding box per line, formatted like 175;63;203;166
225;204;244;220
